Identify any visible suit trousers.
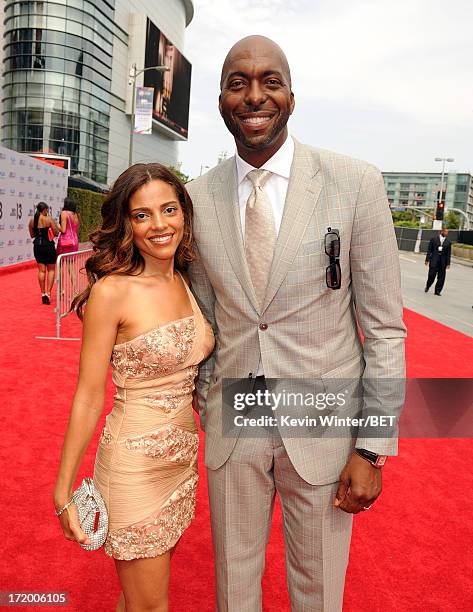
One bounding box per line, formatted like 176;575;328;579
207;400;353;611
426;263;447;294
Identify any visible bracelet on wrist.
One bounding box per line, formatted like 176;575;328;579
55;497;74;517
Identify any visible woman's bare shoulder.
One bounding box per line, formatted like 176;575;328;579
91;275;131;302
40;215;55;227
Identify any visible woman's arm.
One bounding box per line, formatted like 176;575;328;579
28;219;35;238
60;211;67;234
53;278;122;543
49;214;62;235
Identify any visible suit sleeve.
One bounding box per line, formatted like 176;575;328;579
188;246;217;430
446;241;451;266
425;238;434;264
349;164;407;455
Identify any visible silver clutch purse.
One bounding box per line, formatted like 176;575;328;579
72;478;108;551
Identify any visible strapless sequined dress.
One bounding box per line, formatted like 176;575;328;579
93;280;214;560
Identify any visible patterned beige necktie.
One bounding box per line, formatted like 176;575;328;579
245;169;276;306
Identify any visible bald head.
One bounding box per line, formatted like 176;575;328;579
220;35;291;90
218;35;295;166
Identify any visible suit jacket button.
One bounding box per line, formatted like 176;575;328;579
259;322;268;331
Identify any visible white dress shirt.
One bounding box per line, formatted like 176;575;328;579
235;134;295;239
234;135;295;376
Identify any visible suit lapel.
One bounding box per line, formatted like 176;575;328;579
261;140;323;313
210;159;260;313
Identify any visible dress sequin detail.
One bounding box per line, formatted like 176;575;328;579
111;317;196;379
99;426;112;445
125;425;199;464
144;366;198;413
93;279;215;561
104;472;198;560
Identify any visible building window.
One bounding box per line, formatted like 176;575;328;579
2;0;115;183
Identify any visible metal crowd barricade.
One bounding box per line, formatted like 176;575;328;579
56;248;92;339
37;248;92;340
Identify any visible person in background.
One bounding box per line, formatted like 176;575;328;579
425;228;452;296
57;197;80;256
28;201;61;304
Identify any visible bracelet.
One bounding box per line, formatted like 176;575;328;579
55;498;74;517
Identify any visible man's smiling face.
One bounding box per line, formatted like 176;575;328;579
219;36;295;165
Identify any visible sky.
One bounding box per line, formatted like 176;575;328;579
177;0;473;180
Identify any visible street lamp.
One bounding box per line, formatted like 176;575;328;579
128;63;170;166
434;156;454;229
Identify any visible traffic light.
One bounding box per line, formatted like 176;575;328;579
435;201;445;221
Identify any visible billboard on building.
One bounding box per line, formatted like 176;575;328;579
134;87;154;134
143;19;192;139
30;154;71;175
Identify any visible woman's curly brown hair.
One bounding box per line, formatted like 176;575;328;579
72;163;195;319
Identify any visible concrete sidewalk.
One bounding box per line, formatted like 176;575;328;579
399;251;473;336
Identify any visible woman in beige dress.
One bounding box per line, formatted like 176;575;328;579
53;163;214;611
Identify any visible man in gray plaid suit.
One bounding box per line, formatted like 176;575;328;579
187;35;406;611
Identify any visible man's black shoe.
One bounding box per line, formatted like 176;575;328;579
434;292;441;296
424;286;429;292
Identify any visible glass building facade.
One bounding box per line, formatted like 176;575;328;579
2;0;123;183
383;171;473;226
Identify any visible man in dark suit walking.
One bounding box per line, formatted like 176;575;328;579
425;228;452;295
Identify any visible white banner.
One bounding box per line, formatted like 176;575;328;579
0;146;68;268
134;86;154;134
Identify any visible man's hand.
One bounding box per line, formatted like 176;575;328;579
334;452;382;514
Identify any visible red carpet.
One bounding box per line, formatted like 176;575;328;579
1;268;472;611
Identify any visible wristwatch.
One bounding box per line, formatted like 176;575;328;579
355;448;387;468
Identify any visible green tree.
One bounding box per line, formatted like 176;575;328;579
392;210;417;227
393;220;420;228
67;187;105;242
391;209;434;228
444;211;461;229
168;165;190;184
